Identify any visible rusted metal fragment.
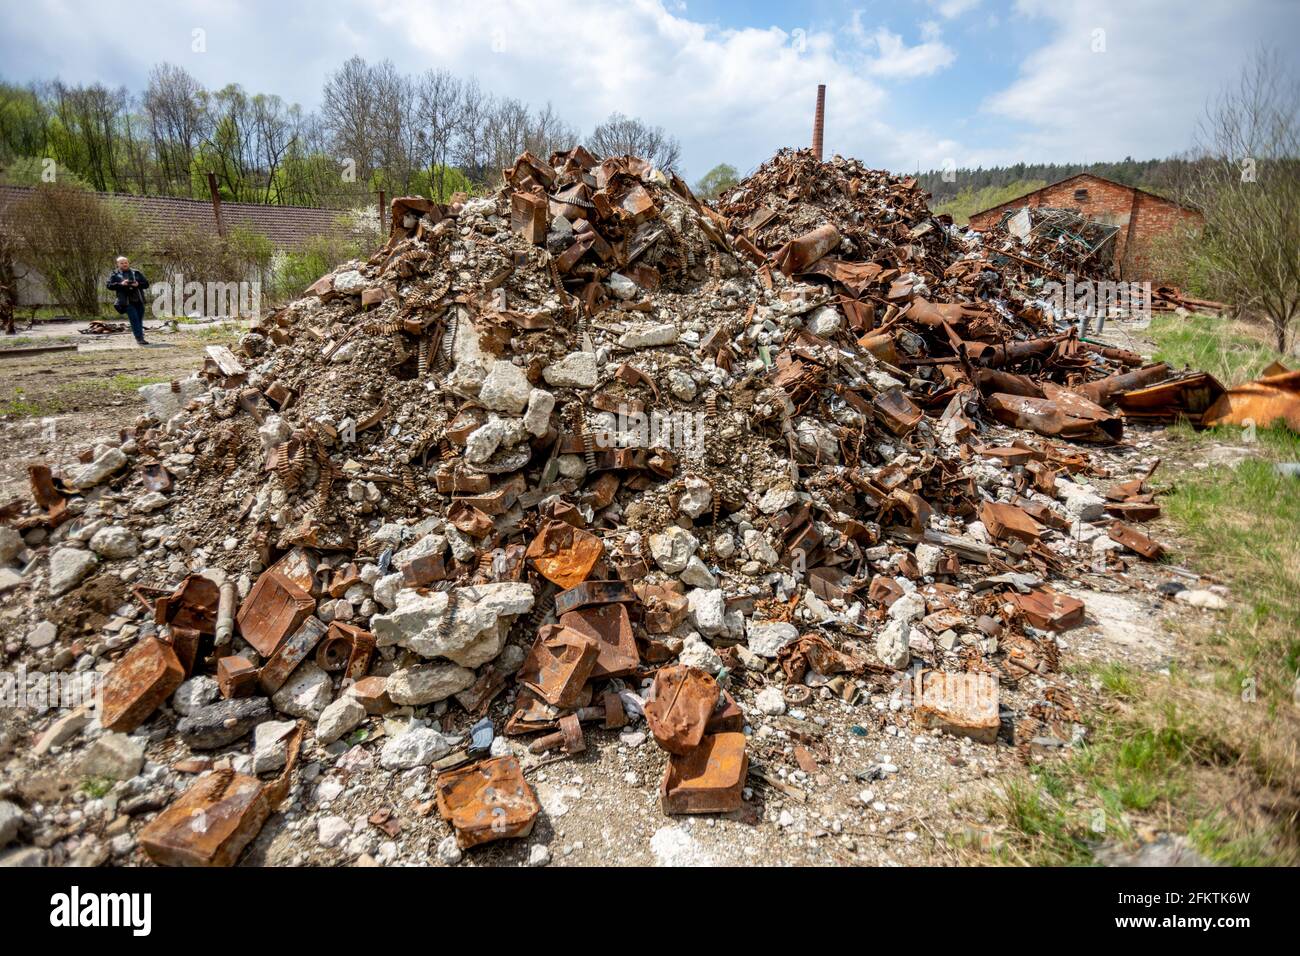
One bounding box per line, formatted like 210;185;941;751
705;692;744;734
559;602;639;678
1108;521;1165;559
348;675;395;715
258;615;327;693
528;712;586;754
778;633;862;684
1070;363;1171;407
1115;371;1225;424
986;392;1123;443
314;621;375;681
402;552;450;588
637;581;689;633
1202;370;1300;431
772;224;841;276
553;579;636;616
28;464;70;528
518;625;599;707
140;725;302;867
874;386;923;436
236;568;316;658
100;636;185;733
644;665;720;756
660;732;748;814
154;575;220;634
912;670;1000;744
1006;587;1085;632
525;520;604;589
1105;500;1161;521
978;501;1043;544
216;656;258;699
435;755;540;849
447;499;494;538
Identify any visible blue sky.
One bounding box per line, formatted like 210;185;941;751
3;0;1296;182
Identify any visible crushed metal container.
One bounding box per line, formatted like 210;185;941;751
435;755;540;849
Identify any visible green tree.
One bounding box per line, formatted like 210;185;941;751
694;163;738;200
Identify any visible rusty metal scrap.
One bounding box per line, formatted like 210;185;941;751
644;665;721;756
661;731;748;815
518;625;599;708
140;724;303;866
236;567;316;658
525;520;604;589
435;755;540;849
100;636;186;733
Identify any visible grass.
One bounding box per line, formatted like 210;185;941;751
1;374;169;418
1148;312;1286;386
970;316;1300;867
80;777;113;799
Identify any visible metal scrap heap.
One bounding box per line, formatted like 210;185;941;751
3;145;1210;864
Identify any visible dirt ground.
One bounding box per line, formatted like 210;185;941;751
0;317;1253;867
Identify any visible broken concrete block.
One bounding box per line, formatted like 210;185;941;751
252;719;297;773
77;733;145;781
649;526;698;574
913;670;1000;743
48;548;98;596
270;661;333;720
618;323;678;349
386;663;477;705
68;448;128;490
315;697;366;744
746;620;798;658
875;619;912;670
523;388;555;436
478;360;532;414
380;727;452;770
89;525;138;559
371;582;534;668
542;352;598;388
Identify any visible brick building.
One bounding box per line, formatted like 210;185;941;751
967;173;1201;281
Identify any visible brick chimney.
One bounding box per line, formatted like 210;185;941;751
812;84;826;162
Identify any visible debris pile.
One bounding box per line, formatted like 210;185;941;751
0;145;1213;866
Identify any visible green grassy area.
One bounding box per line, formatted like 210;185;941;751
1;373;169;417
972;317;1299;866
1149;313;1285;386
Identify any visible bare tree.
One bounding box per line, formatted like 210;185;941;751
416;69;464;200
587;112;681;172
143;64;210;195
322;56;380;188
527;102;578;162
453;79;491;179
1177;48;1300;352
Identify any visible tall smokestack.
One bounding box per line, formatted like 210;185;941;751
812;84;826;162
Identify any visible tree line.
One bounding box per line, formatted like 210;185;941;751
0;58;683;207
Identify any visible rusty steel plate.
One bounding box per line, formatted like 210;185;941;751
435;756;540;849
660;732;748;814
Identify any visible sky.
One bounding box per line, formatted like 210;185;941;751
2;0;1296;183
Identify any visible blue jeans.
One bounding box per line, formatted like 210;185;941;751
124;303;145;342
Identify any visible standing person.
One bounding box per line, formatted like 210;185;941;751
106;256;151;346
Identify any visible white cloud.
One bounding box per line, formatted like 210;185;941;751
375;0;908;176
932;0;981;19
984;0;1296;161
862;26;956;78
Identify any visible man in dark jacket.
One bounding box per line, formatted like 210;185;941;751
106;256;150;345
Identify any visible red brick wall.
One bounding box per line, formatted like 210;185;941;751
967;175;1201;282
